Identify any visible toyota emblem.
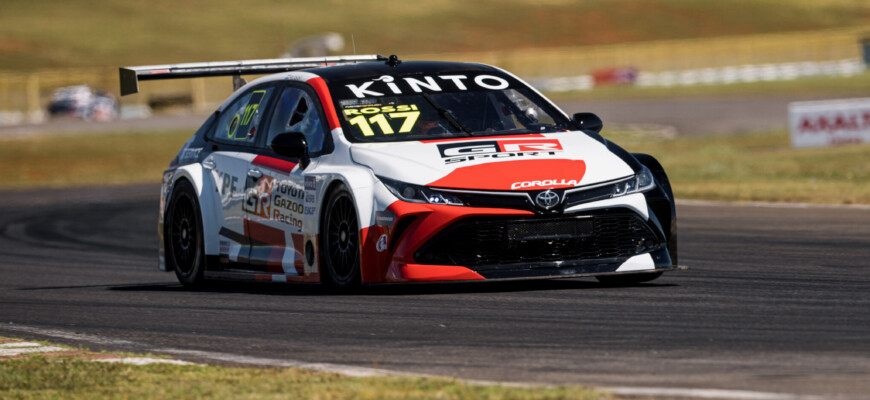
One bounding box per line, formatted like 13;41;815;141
535;190;560;210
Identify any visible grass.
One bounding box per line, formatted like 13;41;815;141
0;359;609;400
609;128;870;204
0;130;191;189
0;337;608;400
1;128;869;204
0;0;868;70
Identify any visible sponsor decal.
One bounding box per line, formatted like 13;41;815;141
375;211;396;227
179;147;202;162
343;74;510;99
437;139;563;164
304;176;317;191
215;170;242;204
797;112;870;133
243;175;305;230
376;234;389;252
511;178;582;190
788;99;870;148
427;159;586;191
303;176;317;216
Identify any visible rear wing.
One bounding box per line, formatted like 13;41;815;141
119;54;385;96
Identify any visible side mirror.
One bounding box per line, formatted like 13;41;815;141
572;112;603;133
270;132;310;169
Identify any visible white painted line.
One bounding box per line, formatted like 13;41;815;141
604;386;824;400
2;325;148;350
0;324;826;400
1;324;410;378
0;342;42;348
93;357;196;366
0;345;66;356
676;199;870;210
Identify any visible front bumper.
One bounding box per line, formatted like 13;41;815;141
364;193;678;283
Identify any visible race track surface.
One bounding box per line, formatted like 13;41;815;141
1;185;869;398
1;94;838;138
558;96;816;135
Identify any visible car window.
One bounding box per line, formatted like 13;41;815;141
266;87;327;154
213;87;274;144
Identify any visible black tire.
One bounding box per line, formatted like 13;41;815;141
596;271;663;286
165;179;206;287
320;184;361;289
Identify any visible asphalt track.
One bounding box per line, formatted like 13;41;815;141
0;95;829;137
1;184;869;399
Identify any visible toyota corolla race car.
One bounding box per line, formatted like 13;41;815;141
120;54;683;289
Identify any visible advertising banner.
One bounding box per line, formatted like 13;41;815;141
788;98;870;148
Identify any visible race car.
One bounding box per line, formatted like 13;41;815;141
120;54;683;289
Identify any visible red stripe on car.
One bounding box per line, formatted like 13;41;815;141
400;264;484;281
244;220;286;273
252;155;297;174
306;76;341;130
427;159;587;191
419;134;545;143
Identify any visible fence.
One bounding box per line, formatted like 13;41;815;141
0;27;867;123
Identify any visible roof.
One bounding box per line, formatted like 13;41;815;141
306;60;501;84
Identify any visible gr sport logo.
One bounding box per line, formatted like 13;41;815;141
437;139;563;164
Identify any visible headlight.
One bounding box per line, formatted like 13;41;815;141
613;166;656;197
378;176;465;206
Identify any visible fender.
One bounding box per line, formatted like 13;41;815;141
632;152;678;265
303;130;382;282
167;163;222;258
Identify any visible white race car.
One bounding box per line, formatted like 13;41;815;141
120;54;683;289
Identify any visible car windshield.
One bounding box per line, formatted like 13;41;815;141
335;87;572;142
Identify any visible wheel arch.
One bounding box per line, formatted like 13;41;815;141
164;163;222;260
632;152;677;265
311;168;379;282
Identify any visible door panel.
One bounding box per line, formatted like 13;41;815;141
243;155;306;275
208;151;254;269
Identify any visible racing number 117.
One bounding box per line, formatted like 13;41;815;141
348;111;420;136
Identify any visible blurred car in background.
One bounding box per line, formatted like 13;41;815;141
47;85;119;122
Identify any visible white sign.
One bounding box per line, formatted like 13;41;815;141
788;98;870;148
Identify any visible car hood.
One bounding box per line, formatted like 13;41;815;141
350;132;635;191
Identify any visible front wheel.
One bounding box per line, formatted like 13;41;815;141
596;271;662;286
166;180;206;287
320;184;361;290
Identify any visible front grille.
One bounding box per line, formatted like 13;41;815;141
436;177;631;213
440;190;534;211
415;212;662;269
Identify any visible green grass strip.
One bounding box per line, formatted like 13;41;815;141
1;352;608;400
610;129;870;204
0;130;192;189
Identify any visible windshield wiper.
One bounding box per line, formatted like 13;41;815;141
420;93;474;136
